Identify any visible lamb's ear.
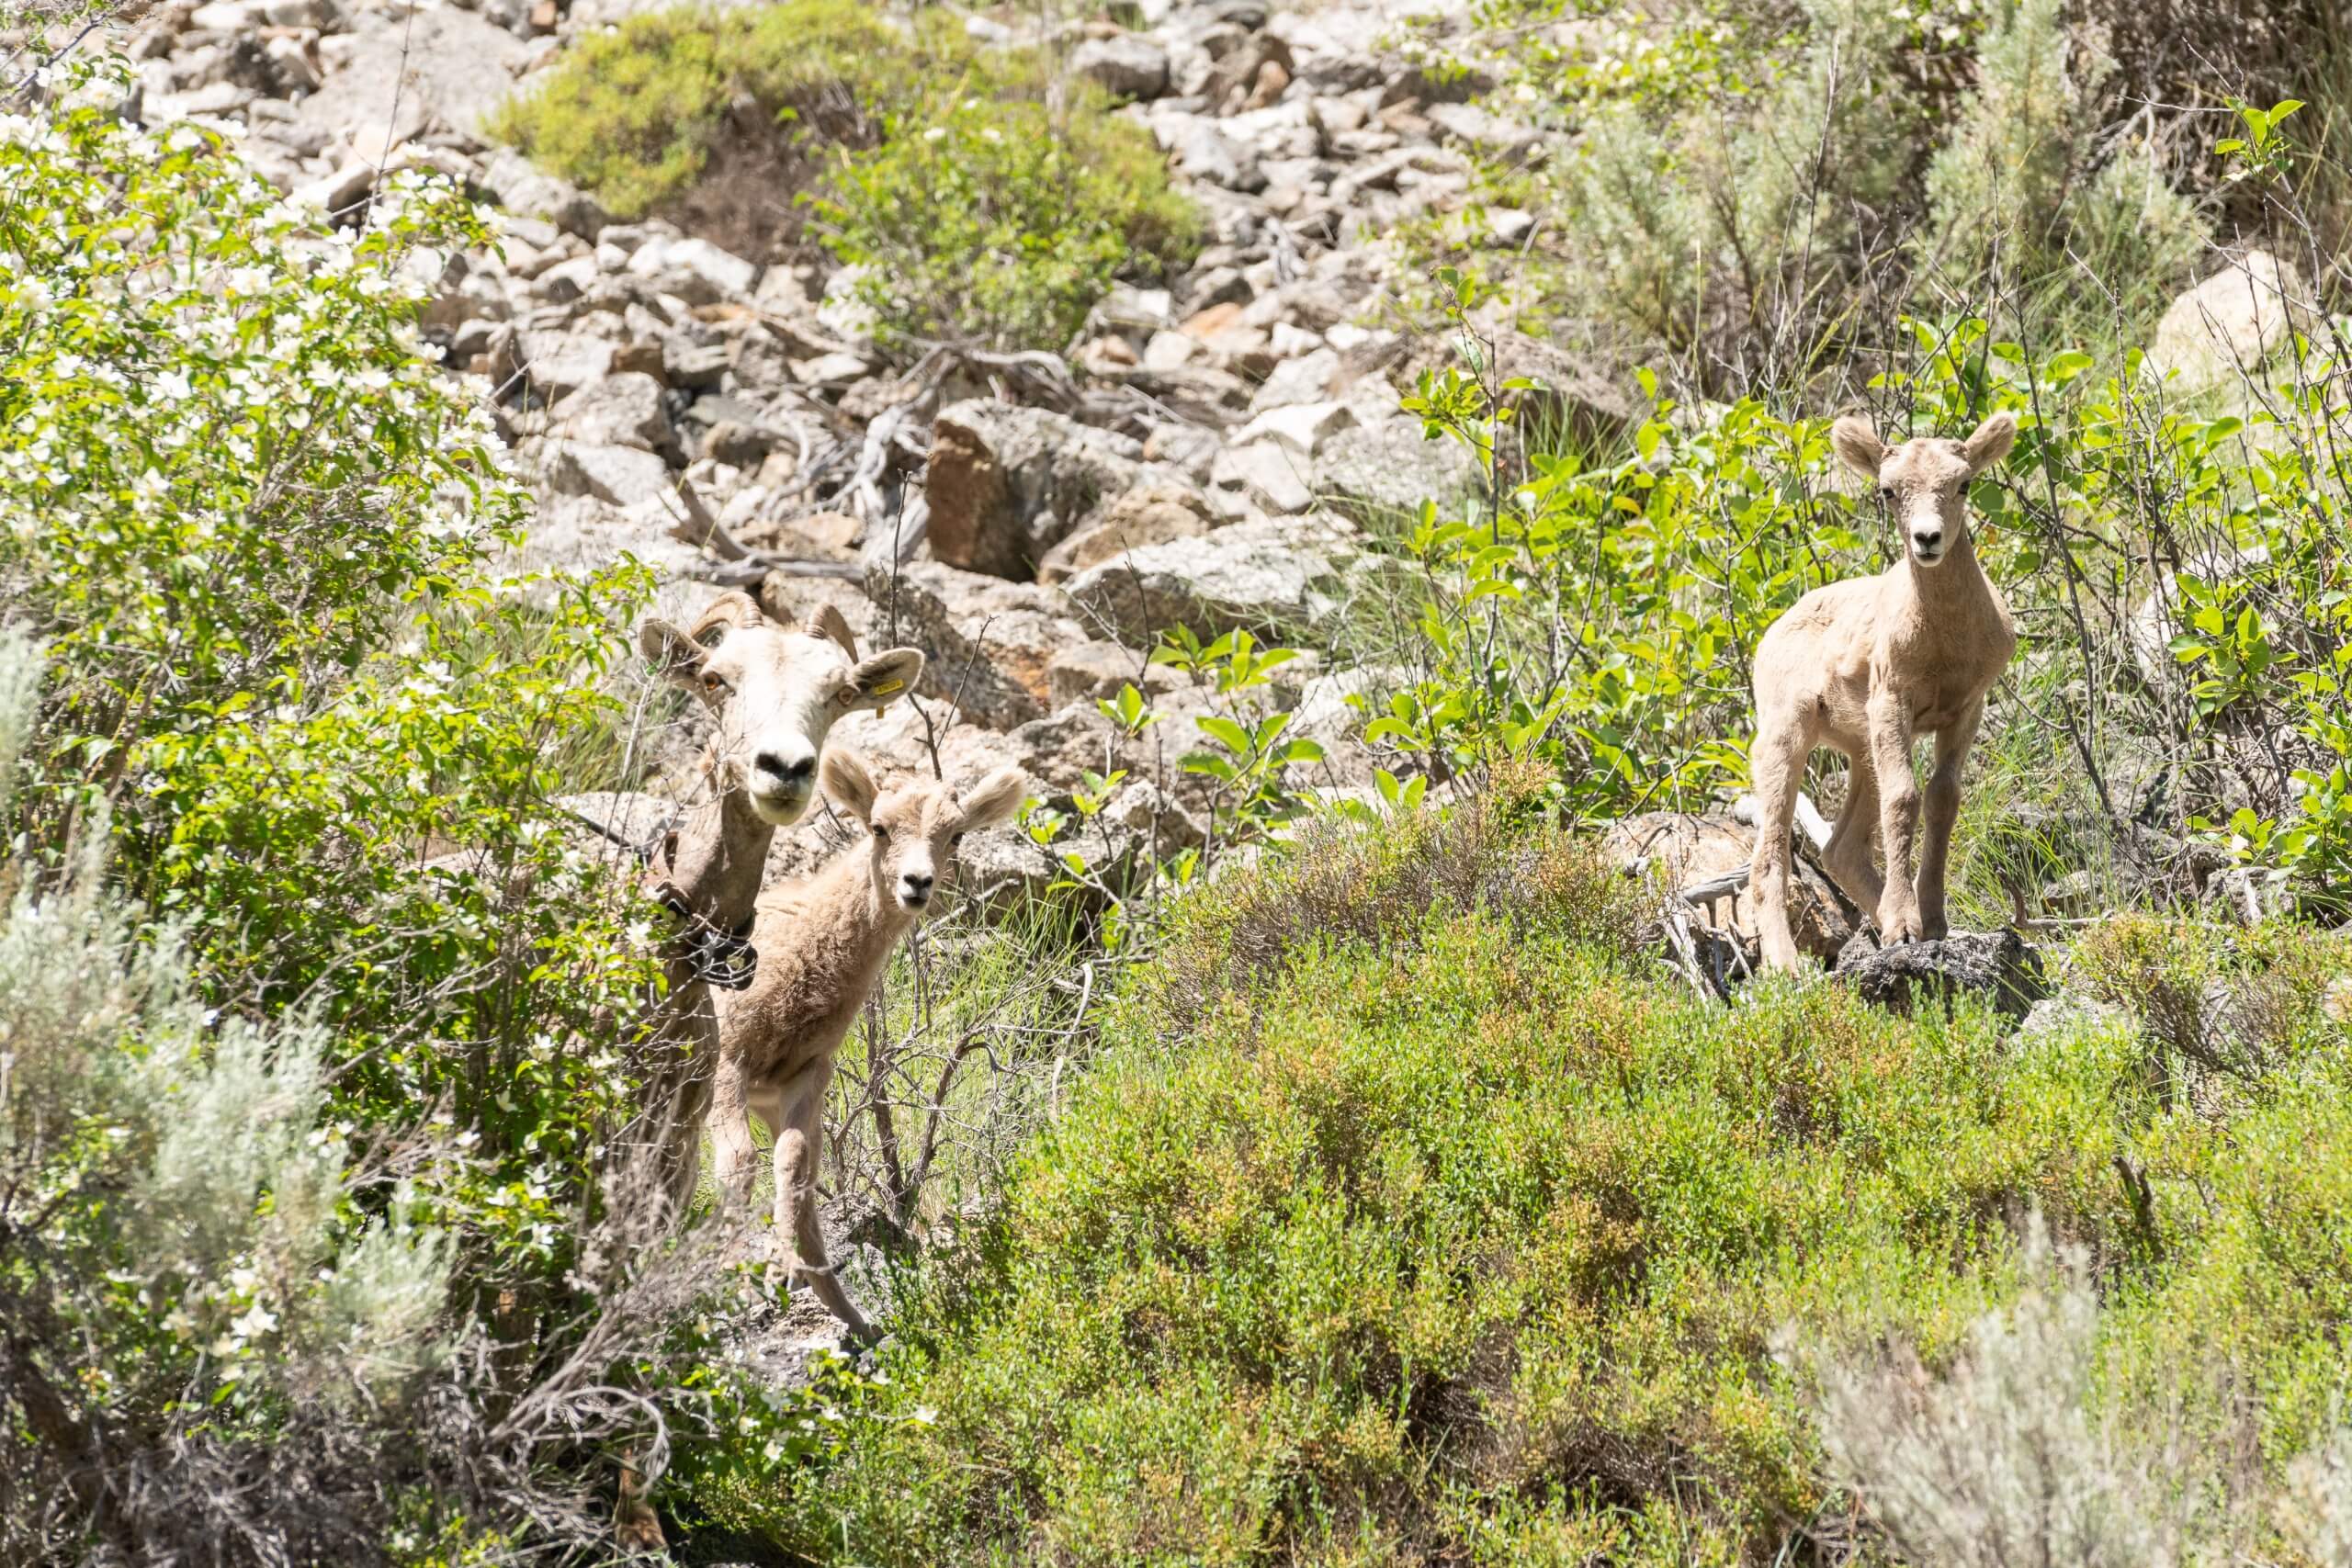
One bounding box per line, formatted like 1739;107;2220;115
956;767;1029;831
821;749;877;825
845;648;924;713
804;602;859;661
637;618;707;687
1961;410;2018;474
1828;414;1885;479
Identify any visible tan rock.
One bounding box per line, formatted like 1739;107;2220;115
2147;251;2306;394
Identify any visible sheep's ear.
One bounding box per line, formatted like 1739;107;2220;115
821;750;877;825
1828;414;1884;479
804;602;859;661
845;648;924;713
637;618;707;687
1961;410;2018;474
956;767;1029;831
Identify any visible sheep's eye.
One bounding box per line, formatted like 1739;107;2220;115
701;671;728;694
871;825;889;843
951;831;965;847
1877;485;1895;502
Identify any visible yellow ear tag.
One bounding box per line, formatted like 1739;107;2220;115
872;680;904;695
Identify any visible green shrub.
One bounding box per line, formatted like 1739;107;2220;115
0;59;760;1557
812;85;1198;351
487;0;898;220
681;795;2352;1563
492;2;1197;350
1920;0;2207;323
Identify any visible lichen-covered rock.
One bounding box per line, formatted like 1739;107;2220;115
1835;929;2048;1023
1315;416;1482;524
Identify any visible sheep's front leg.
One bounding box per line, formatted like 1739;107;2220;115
706;1049;761;1212
771;1060;877;1344
1915;701;1983;941
1866;691;1926;943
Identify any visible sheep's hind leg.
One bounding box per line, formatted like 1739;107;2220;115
1747;712;1813;972
1821;752;1884;914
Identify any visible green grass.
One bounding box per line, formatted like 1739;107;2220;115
677;793;2352;1562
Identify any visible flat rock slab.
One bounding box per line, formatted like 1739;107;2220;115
1835;929;2047;1023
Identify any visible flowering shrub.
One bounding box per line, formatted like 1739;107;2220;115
0;62;759;1559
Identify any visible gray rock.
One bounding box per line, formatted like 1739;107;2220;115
925;400;1146;580
662;333;730;389
863;561;1086;728
1063;514;1363;640
1316;416;1483;524
1037;482;1217;584
549;371;673;457
542;441;673;508
1835;929;2048;1024
478;149;610;241
1072;33;1171;99
516;329;616;403
295;7;526;159
626;234;760;304
1210;442;1313;514
1160;118;1265;193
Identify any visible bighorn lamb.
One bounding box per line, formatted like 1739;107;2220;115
709;750;1027;1341
1747;411;2019;972
625;591;923;1217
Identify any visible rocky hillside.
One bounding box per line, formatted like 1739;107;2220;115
119;0;1611;885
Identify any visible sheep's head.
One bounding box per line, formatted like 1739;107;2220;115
819;750;1029;913
1831;411;2018;570
637;592;924;826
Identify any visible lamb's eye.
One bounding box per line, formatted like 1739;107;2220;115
951;831;965;847
701;671;727;694
871;825;889;843
1878;485;1895;502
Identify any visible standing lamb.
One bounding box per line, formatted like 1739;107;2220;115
1747;410;2020;972
709;749;1028;1341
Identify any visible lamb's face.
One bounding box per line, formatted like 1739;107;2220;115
638;595;924;827
1829;411;2019;571
820;752;1031;914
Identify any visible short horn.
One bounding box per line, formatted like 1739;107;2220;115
686;590;763;647
804;602;859;660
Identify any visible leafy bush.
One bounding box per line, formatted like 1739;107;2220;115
486;0;898;220
812;82;1197;351
493;2;1197;350
0;60;769;1558
1920;0;2206;317
686;796;2352;1562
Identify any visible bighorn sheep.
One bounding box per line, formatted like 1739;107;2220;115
708;750;1028;1341
613;594;923;1551
1747;410;2019;972
624;591;924;1218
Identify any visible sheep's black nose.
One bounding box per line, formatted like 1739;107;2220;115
899;872;933;897
756;752;814;784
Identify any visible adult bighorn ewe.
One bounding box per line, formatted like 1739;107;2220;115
1747;410;2020;972
624;591;925;1219
709;750;1027;1342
